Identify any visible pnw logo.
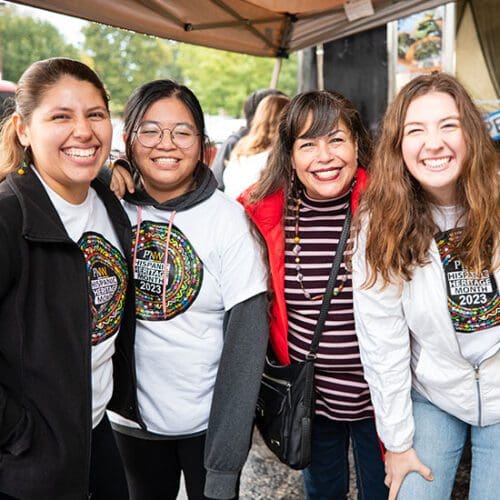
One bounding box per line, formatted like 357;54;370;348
79;232;128;345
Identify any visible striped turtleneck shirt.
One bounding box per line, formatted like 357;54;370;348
285;189;373;421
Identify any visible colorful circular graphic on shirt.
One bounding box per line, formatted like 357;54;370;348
132;220;203;321
78;232;128;346
436;228;499;333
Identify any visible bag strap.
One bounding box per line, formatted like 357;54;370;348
307;207;352;359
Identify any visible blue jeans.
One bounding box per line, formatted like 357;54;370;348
303;415;387;500
398;390;500;500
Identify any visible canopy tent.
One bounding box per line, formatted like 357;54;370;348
12;0;446;57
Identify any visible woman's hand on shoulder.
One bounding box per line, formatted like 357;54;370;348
110;162;135;199
385;448;433;500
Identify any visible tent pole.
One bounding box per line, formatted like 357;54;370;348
316;44;324;90
270;57;282;88
297;50;304;92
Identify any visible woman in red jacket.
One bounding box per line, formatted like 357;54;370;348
240;90;387;500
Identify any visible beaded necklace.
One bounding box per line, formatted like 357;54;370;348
291;192;349;301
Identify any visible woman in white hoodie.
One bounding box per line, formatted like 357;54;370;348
352;73;499;500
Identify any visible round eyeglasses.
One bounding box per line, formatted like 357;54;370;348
134;122;200;149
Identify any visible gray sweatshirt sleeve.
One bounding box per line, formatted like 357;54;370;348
203;292;269;499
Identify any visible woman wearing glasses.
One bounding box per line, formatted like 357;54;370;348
106;80;268;500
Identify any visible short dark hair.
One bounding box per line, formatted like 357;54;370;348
123;80;206;172
243;88;287;125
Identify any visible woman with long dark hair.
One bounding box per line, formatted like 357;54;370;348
240;90;387;500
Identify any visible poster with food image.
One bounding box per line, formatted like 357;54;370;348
397;8;444;72
391;5;452;94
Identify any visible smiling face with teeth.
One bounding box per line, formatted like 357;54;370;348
15;76;112;204
292;116;358;200
402;91;466;206
130;97;201;203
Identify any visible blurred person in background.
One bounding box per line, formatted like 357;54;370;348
223;93;289;199
211;88;286;190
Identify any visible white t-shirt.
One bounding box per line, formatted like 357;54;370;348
432;205;500;365
35;170;127;428
223;150;269;199
110;190;267;435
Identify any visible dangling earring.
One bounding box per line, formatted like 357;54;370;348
17;147;29;176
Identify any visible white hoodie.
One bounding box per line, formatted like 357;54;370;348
352;207;500;452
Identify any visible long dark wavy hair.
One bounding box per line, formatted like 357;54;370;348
248;90;372;206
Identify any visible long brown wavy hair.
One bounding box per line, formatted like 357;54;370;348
231;94;289;159
359;73;499;287
0;58;109;181
249;90;372;205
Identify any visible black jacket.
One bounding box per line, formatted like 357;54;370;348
0;171;140;499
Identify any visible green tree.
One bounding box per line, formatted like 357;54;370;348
0;5;78;82
83;24;182;114
0;2;298;118
177;44;297;117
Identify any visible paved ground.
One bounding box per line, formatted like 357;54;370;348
178;431;471;499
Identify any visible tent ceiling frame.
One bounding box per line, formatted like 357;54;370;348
135;0;184;28
137;0;285;54
191;16;282;31
208;0;279;50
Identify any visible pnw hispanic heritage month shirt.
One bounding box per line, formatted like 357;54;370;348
110;191;267;436
433;205;500;366
34;168;127;428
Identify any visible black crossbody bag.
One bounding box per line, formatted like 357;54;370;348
255;208;352;470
